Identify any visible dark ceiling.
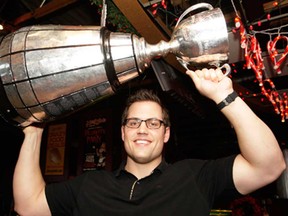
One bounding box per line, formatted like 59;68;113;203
0;0;287;156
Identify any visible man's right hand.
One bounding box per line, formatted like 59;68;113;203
22;123;45;135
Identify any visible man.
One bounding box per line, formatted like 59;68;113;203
13;68;286;216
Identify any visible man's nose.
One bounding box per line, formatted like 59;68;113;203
137;121;148;132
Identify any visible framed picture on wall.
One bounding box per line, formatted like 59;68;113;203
44;123;67;176
79;108;114;173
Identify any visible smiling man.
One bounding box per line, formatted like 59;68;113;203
13;68;285;216
121;93;170;179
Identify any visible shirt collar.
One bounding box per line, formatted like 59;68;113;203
114;159;169;177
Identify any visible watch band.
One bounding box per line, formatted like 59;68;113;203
217;91;238;110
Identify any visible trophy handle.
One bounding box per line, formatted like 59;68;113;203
219;63;231;78
175;3;214;27
177;56;231;78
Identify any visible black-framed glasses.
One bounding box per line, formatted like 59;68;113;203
124;118;165;129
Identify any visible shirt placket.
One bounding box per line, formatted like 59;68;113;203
129;179;142;200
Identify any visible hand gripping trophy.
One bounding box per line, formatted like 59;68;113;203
0;2;230;127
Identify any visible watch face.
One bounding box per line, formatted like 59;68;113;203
217;91;238;110
224;99;230;105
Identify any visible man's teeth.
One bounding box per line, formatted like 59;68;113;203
135;140;149;144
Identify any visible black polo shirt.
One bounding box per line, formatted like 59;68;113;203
46;155;237;216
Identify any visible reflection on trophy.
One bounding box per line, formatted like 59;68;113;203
0;3;229;127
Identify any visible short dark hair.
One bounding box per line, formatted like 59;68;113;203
121;89;170;127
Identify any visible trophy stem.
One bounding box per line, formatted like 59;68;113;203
132;35;178;73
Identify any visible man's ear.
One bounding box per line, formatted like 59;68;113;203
164;127;170;143
121;126;125;141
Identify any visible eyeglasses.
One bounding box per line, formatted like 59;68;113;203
124;118;165;129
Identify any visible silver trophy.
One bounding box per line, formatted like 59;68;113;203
0;3;229;127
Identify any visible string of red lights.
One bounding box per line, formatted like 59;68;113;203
234;16;288;122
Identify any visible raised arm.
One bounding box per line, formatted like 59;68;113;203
186;68;286;195
13;125;51;216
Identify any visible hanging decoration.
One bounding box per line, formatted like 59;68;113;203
90;0;137;33
233;17;288;122
147;0;188;29
230;195;262;216
151;0;168;15
267;35;288;74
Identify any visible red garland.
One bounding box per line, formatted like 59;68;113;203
230;195;263;216
234;17;288;122
267;35;288;74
